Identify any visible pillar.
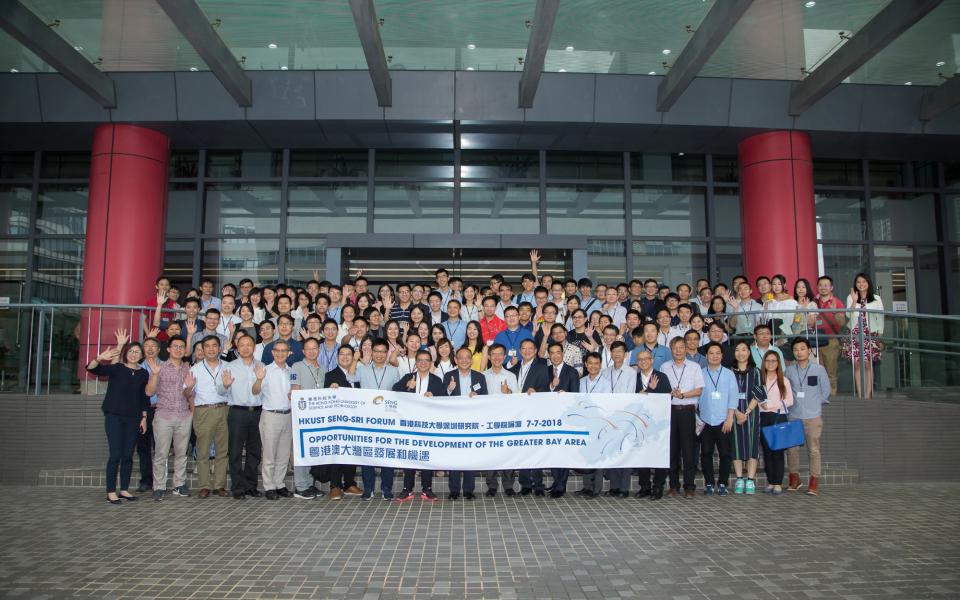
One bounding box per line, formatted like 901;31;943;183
79;124;169;390
738;130;818;293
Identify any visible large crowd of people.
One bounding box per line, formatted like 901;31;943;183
87;250;885;505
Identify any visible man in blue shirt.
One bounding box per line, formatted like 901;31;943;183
699;341;738;496
629;322;671;370
493;306;534;368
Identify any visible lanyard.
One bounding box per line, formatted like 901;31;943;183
796;364;811;390
609;367;623;390
706;367;723;391
416;375;428;395
505;329;520;350
403;356;415;373
202;360;221;383
670;363;686;390
445;320;462;340
372;366;387;390
658;331;668;346
305;363;322;388
519;361;532;388
319;344;337;371
585;376;601;393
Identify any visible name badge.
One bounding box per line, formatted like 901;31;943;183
508;349;517;357
738;392;746;400
711;390;721;401
796;391;805;399
472;383;482;391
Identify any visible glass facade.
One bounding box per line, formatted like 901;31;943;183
0;150;954;315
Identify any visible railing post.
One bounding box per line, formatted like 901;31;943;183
33;307;45;396
857;308;867;399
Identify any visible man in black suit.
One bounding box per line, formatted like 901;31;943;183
544;342;580;498
509;339;552;496
441;347;489;500
323;345;363;500
698;322;736;368
392;349;445;502
632;347;673;500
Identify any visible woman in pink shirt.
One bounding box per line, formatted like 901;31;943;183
759;350;794;495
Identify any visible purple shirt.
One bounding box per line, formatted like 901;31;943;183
154;360;193;420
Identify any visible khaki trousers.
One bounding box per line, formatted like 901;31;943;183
259;410;292;491
818;338;840;395
152;414;192;490
787;416;823;478
193;404;229;490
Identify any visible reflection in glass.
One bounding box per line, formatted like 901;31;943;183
0;240;28;297
631;186;705;237
632;241;707;283
204;184;281;235
712;156;739;183
0;152;34;179
290;151;368;178
813;159;862;186
285;239;327;286
40;152;90;179
0;185;32;235
631;153;705;182
815;192;866;240
376;151;454;178
202;238;280;286
288;184;367;234
713;188;740;238
206;151;282;178
817;244;867;296
163;239;194;291
871;193;937;241
547;152;622;180
460;183;539;234
546;185;624;236
168;152;199;178
166;184;197;236
587;239;626;283
461;151;539;179
715;242;744;285
35;184;88;235
373;183;453;234
32;238;84;303
869;160;937;188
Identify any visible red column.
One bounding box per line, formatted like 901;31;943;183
79;124;169;389
738;130;818;293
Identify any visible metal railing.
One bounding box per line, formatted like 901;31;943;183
0;303;958;400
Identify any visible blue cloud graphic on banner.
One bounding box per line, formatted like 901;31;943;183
563;396;669;463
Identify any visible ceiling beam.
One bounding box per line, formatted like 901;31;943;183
920;75;960;121
656;0;754;112
349;0;391;107
518;0;560;109
789;0;943;116
155;0;252;107
0;0;116;107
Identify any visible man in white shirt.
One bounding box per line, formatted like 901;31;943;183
603;341;638;499
252;340;294;500
289;338;327;500
601;287;627;329
442;347;488;500
222;334;262;499
666;304;694;345
186;335;231;498
356;339;401;500
482;344;519;497
575;352;612;498
663;336;705;499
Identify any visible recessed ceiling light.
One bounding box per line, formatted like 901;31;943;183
661;48;671;55
678;152;685;156
904;81;912;85
268;43;277;49
10;68;19;73
189;66;198;72
558;68;566;72
565;45;574;52
467;44;476;50
805;1;816;7
466;66;475;70
648;71;656;75
937;60;946;67
280;66;288;70
73;45;83;51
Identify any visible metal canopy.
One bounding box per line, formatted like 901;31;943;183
920;75;960;121
156;0;252;107
0;0;115;107
349;0;391;107
656;0;754;112
789;0;943;116
518;0;560;109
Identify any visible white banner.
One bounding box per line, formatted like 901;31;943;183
292;388;671;470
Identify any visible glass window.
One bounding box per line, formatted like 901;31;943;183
587;239;626;284
0;185;32;235
205;151;282;178
815;191;866;240
285;239;327;286
546;152;623;180
712;188;740;238
715;242;744;286
950;247;960;314
32;238;84;303
168;151;199;178
870;160;937;188
40;152;90;179
871;193;937;242
375;151;454;178
631;186;705;237
813;159;862;187
945;163;960;189
460;151;539;179
0;240;28;299
163;239;194;291
951;196;960;242
712;155;739;183
631;153;705;182
460;183;539;234
546;184;624;236
202;238;280;287
373;183;453;234
289;150;368;178
916;246;943;315
166;184;197;235
287;183;367;234
632;241;707;285
35;184;88;235
203;184;281;235
0;152;34;179
817;244;867;295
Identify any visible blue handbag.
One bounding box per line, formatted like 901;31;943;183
762;403;805;451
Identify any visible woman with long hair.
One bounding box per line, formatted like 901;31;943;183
408;305;427;337
842;272;884;399
86;330;150;504
462;320;488;372
433;338;455;378
337;304;358;344
384;319;404;367
461;285;482;322
759;349;794;495
236;303;257;340
248;287;265;323
707;296;730;334
731;340;766;495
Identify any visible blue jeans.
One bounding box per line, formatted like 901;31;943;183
448;470;475;494
104;413;139;493
361;466;395;495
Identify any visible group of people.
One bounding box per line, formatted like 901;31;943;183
88;250;885;505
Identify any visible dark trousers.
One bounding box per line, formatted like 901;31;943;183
135;407;155;487
700;423;732;487
636;467;667;491
518;468;544;492
550;468;569;492
361;466;395;494
669;406;697;491
760;412;786;485
448;470;475;494
331;465;358;489
402;469;433;491
227;406;262;493
104;414;139;493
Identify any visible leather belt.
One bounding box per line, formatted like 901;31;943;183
230;405;262;412
671;404;697;411
264;408;291;414
197;402;228;408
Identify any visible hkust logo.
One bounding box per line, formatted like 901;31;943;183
297;398;307;411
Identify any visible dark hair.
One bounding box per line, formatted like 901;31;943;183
204;307;221;317
155;276;170;285
488;343;506;355
577;277;593;288
371;338;389;351
753;323;772;335
503;305;519;315
546;341;564;354
610;340;627;352
201;335;221;348
302;337;320;349
791;337;811;350
732;340;756;370
276;314;295;326
120;341;144;363
852;272;877;303
818;275;834;285
702;341;724;356
583;351;602;364
794;278;815;302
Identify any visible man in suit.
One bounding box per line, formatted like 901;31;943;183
392;350;445;502
442;347;489;500
633;347;673;500
323;345;363;500
509;339;552;496
545;341;579;498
